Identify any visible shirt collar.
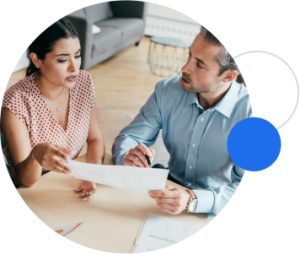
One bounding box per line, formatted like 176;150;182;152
185;80;241;118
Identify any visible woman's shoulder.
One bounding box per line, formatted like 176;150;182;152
73;70;95;110
4;75;34;103
78;70;92;83
7;75;33;92
74;70;94;91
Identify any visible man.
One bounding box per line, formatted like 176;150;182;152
112;26;251;216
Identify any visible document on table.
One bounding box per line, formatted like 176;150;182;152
52;219;88;237
67;160;169;193
132;213;203;253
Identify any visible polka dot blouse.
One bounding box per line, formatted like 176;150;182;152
1;70;96;187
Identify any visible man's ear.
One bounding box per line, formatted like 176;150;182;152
221;70;237;83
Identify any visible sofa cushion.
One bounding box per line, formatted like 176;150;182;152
95;18;144;42
108;0;145;19
85;2;113;23
91;27;122;58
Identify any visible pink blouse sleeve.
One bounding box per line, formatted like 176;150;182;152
1;85;30;128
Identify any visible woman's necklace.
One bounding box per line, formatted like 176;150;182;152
42;88;65;114
33;74;65;114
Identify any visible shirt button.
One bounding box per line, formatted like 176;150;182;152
192;144;196;147
201;117;204;121
188;183;191;186
189;166;192;169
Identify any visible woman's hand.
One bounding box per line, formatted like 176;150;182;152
32;143;74;175
73;181;97;201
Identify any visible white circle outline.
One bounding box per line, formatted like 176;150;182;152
234;51;299;130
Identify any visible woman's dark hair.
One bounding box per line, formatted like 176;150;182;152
26;18;79;76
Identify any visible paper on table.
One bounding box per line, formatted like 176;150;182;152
67;160;169;193
52;219;88;237
132;213;203;253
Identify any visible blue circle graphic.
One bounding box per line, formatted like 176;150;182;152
227;117;281;171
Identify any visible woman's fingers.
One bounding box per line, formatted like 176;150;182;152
34;143;73;173
54;144;75;156
75;189;94;200
83;193;94;201
73;187;82;193
53;159;72;174
74;181;96;201
54;149;69;162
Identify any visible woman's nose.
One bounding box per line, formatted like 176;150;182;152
68;59;77;72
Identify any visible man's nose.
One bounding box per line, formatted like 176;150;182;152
181;58;191;74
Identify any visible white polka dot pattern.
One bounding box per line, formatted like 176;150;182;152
1;70;96;187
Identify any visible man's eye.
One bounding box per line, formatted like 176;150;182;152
197;62;203;68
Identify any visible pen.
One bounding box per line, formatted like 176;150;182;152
145;154;152;167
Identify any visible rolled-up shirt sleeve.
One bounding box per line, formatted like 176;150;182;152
112;82;164;165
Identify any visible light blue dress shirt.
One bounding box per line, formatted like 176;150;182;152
112;76;252;216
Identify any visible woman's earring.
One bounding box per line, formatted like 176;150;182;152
36;66;39;69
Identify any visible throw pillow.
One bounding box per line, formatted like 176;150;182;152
108;0;146;19
92;25;101;34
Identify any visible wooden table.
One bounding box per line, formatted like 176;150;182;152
17;154;213;253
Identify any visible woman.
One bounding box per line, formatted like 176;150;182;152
0;18;105;201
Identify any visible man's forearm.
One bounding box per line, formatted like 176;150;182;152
86;139;105;164
112;135;140;165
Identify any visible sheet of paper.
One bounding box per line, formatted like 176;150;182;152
67;160;169;193
52;219;88;237
132;213;203;253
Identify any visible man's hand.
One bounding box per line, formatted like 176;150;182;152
124;143;155;168
148;186;191;214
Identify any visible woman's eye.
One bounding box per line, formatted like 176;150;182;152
57;55;81;62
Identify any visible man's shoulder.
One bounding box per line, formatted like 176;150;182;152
234;81;250;103
232;81;252;118
155;75;185;96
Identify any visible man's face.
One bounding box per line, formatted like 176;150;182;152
181;34;224;93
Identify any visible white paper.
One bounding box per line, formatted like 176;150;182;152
92;24;101;34
52;219;88;237
67;160;169;193
132;213;203;253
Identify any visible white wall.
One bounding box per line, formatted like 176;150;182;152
144;3;201;43
13;50;29;73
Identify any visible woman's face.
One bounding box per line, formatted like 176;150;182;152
36;36;81;89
